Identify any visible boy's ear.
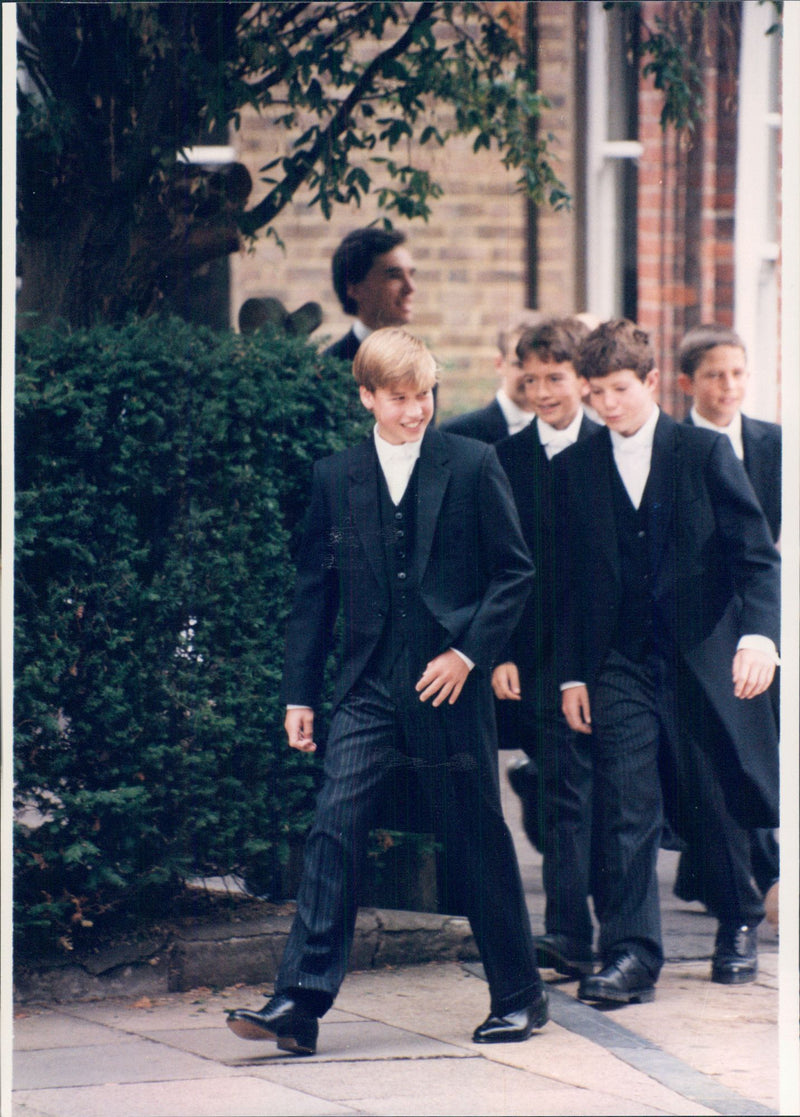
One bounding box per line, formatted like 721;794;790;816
677;372;695;397
359;384;376;413
578;376;590;399
646;367;660;393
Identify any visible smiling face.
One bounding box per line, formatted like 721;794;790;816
359;378;434;444
678;345;749;427
520;354;588;430
347;246;416;329
496;330;535;411
588;368;659;437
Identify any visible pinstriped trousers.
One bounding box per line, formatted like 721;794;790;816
275;658;542;1017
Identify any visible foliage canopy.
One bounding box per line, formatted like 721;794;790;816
17;1;567;328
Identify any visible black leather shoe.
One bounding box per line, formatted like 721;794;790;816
226;994;318;1054
507;758;542;851
472;990;548;1043
711;924;758;985
534;933;594;978
578;953;656;1005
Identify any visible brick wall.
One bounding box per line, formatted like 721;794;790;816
228;3;584;420
535;2;582;315
636;1;742;417
231;116;531;420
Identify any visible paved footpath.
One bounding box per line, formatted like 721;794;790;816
11;754;793;1116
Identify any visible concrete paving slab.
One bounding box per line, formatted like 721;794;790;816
14;1038;226;1092
12;1010;131;1052
583;956;779;1112
258;1052;690;1117
233;1019;470;1064
12;1076;358;1117
285;964;718;1115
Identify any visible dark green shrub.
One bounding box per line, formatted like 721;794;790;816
14;316;368;953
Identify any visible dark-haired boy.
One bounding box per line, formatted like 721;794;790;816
556;319;780;1004
492;317;600;978
227;327;546;1052
440;311;544;443
675;322;782;915
324;228;416;361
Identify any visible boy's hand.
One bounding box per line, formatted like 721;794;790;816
492;662;521;700
562;684;592;734
285;707;317;752
732;648;776;699
416;651;470;707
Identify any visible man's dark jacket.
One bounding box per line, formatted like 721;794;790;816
323;328;361;363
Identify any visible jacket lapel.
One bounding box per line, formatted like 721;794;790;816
415;428;451;582
348;438;388;594
588;429;621;580
645;412;677;578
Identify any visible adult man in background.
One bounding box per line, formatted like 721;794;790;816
323;228;416;361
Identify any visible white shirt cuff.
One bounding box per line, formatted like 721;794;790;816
737;635;780;665
452;648;475;671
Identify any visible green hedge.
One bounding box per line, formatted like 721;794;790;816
14;316;369;953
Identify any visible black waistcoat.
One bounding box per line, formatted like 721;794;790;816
371;461;423;677
609;463;656;663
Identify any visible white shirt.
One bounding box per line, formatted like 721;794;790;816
352;318;372;344
496;389;536;436
373;426;422;505
537;409;584;460
374;426;474;672
609;405;660;509
690;406;744;460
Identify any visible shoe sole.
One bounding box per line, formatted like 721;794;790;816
711;968;757;985
535;945;594;978
226;1017;316;1054
578;986;655;1005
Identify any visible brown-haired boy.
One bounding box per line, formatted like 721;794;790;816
227;327;546;1052
675;322;782;916
492;316;600;979
555;319;780;1003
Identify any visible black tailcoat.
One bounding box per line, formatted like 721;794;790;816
275;426;540;1011
440;398;509;444
686;412;782;543
555;412;780;828
496;414;601;693
280;425;534;719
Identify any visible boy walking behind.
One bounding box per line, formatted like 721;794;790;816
675;322;782;913
227;327;547;1053
556;319;780;1005
492;317;601;979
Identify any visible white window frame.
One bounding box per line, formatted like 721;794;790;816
734;0;781;421
585;1;643;320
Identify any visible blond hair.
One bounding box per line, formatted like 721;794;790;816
353;327;438;392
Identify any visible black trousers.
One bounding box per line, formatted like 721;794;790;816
512;700;595;949
590;650;764;978
276;657;541;1016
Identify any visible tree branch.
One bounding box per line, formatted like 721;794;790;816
239;2;437;236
